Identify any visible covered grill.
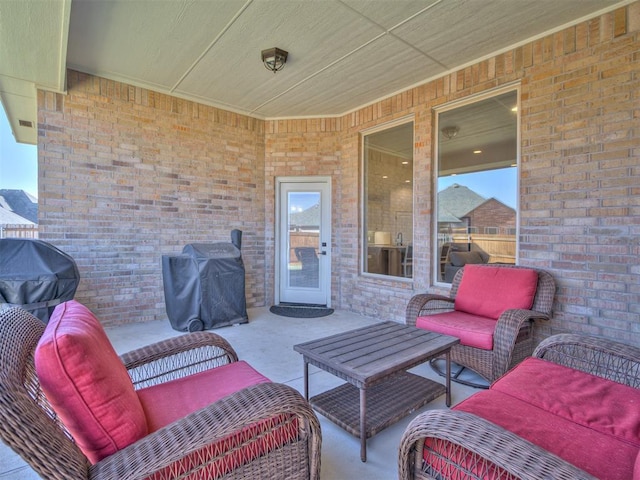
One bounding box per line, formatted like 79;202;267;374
162;230;248;332
0;238;80;322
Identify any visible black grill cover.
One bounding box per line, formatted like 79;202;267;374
162;230;248;332
0;238;79;322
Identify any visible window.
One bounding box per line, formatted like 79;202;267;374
362;120;414;278
435;89;519;284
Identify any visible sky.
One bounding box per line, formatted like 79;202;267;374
0;107;38;198
289;192;320;212
438;167;517;208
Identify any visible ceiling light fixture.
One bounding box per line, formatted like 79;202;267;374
261;47;288;73
441;126;459;140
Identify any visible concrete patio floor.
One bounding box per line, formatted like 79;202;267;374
0;306;480;479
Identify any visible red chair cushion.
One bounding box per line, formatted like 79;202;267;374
416;311;495;350
491;357;640;447
35;300;148;463
137;360;270;431
138;361;299;479
452;390;638;480
438;357;640;480
454;265;538;319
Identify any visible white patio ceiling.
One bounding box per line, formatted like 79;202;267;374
0;0;627;145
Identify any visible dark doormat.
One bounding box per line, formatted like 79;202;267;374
269;304;334;318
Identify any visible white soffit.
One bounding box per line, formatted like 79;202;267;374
0;0;70;144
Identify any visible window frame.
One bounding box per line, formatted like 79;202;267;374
433;84;521;286
360;115;415;280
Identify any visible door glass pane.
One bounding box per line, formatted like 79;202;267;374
363;122;414;278
436;90;518;283
288;191;320;288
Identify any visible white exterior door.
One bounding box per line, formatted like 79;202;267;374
276;177;331;306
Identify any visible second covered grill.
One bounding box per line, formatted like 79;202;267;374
162;230;248;332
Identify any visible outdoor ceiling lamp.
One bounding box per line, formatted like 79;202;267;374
261;47;288;73
441;126;459;140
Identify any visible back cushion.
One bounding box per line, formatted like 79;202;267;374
454;265;538;319
35;300;148;463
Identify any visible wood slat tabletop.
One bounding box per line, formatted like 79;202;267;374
294;321;459;386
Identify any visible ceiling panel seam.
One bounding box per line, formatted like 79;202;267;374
253;0;447;115
337;0;449;72
170;0;254;94
384;1;451;71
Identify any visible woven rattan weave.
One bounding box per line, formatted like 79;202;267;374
294;321;459;462
406;264;556;384
398;333;640;480
0;306;321;480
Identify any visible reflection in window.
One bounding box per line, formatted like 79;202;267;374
436;90;518;283
363;121;414;278
288;192;320;288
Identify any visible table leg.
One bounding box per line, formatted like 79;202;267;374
360;387;367;462
303;360;309;400
445;350;452;407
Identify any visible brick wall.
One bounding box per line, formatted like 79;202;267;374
37;4;639;343
263;119;342;304
366;148;413;239
467;199;516;234
38;72;266;326
265;3;640;343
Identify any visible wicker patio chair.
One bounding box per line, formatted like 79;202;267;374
0;306;321;480
406;264;555;386
398;333;640;480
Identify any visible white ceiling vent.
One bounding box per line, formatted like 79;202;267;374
18;120;34;128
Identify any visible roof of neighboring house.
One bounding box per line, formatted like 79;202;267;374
437;184;487;219
0;189;38;224
290;203;320;228
437;184;516;224
0;205;35;225
438;207;462;223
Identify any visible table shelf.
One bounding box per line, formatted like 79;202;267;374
310;371;445;439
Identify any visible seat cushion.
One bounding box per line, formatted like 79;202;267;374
416;311;496;350
453;389;638;480
138;361;299;480
35;300;148;463
137;360;270;431
491;357;640;447
454;265;538;319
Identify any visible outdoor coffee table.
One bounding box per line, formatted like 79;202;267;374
293;321;459;461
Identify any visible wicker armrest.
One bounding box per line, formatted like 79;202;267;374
534;333;640;388
398;410;596;480
491;308;549;380
120;332;239;389
90;382;321;480
405;293;454;327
